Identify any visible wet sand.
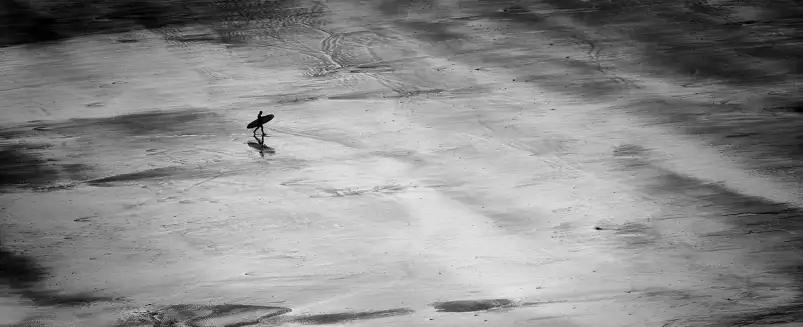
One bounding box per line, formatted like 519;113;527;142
2;1;802;326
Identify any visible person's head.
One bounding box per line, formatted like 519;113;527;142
258;111;263;116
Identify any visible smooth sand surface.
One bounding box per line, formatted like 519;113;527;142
2;1;802;326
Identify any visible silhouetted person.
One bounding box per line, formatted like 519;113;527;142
247;111;274;145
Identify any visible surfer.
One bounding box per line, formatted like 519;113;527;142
247;111;274;145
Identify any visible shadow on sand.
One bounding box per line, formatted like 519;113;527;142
247;141;276;157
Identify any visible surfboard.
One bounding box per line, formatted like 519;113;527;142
247;114;274;129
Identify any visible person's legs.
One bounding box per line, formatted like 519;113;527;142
253;128;264;144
